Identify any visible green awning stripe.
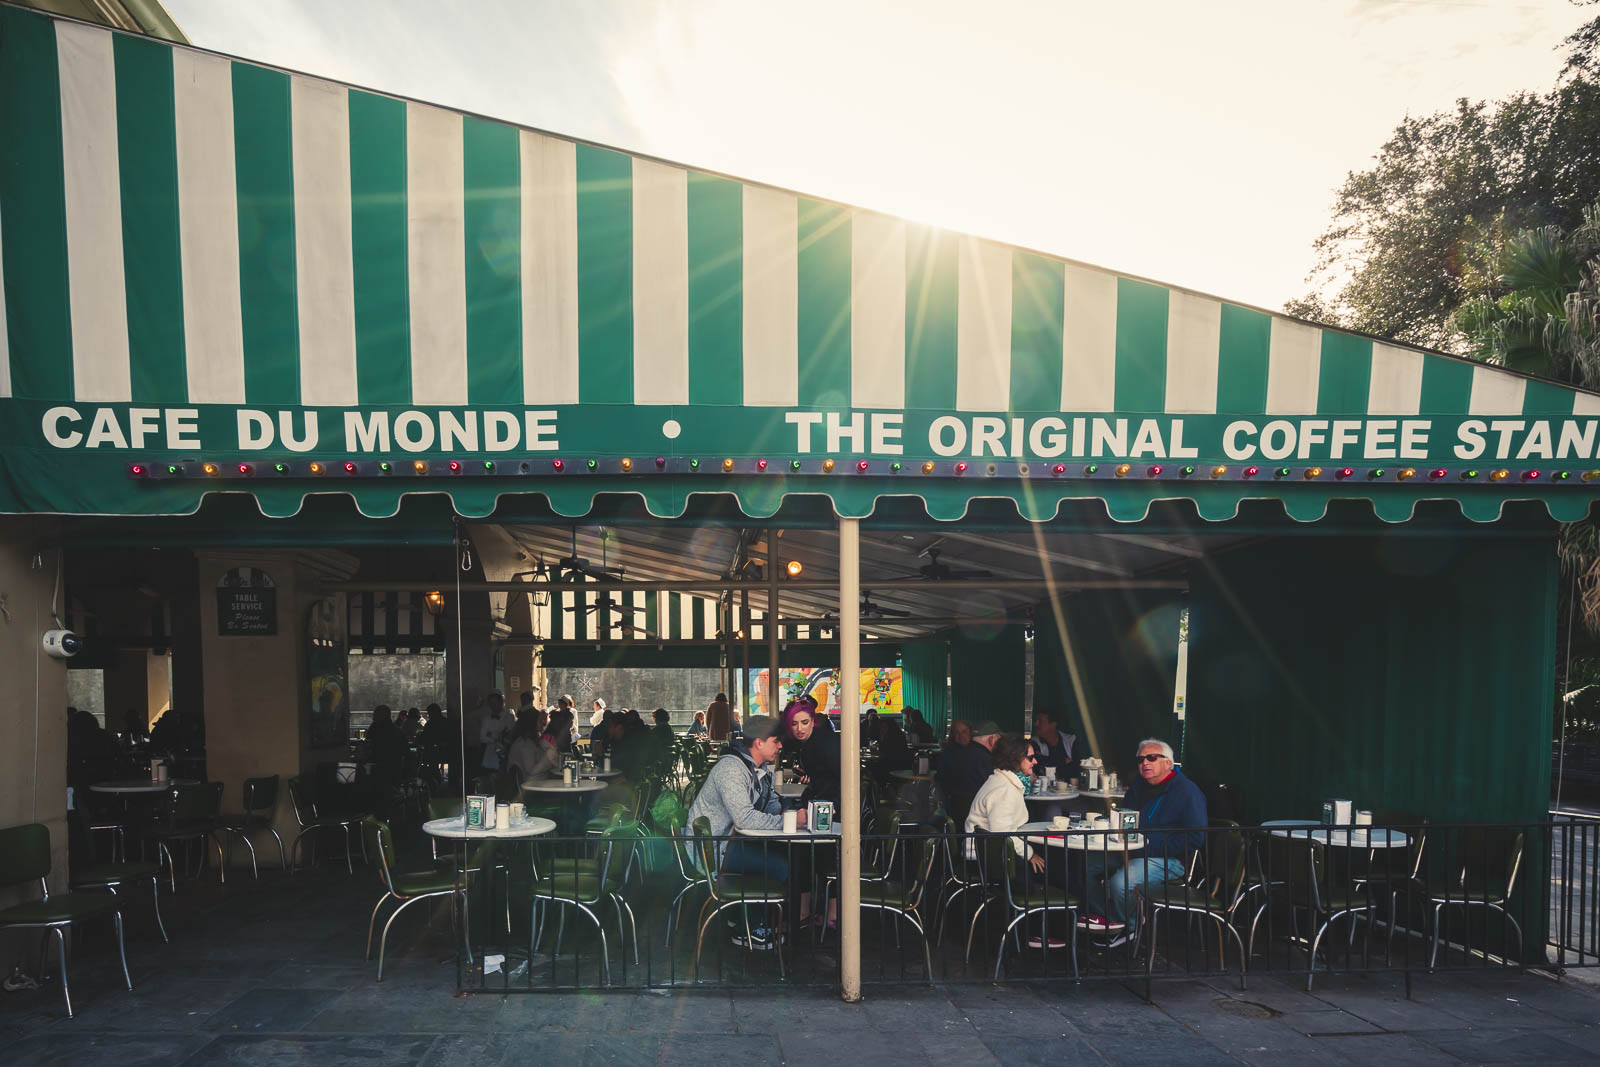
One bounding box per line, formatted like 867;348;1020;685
686;172;743;406
463;116;522;406
349;90;411;406
797;198;852;408
1523;378;1576;416
1113;278;1168;412
1010;252;1065;413
904;227;958;411
1214;303;1271;414
1;6;73;400
114;33;187;405
1316;332;1372;415
1418;352;1474;415
232;63;299;406
576;144;632;405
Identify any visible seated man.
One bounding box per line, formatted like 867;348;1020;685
1081;738;1206;949
937;719;995;828
1028;709;1080;783
686;714;807;948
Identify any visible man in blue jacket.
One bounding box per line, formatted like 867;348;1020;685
1082;738;1206;948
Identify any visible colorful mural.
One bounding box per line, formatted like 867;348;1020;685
748;667;902;719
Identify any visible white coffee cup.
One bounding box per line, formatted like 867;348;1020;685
509;802;525;823
1090;814;1109;829
1053;780;1069;794
496;803;510;828
782;809;798;834
1355;810;1373;826
1051;815;1070;830
562;766;573;786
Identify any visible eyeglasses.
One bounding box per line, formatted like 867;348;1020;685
1137;753;1167;763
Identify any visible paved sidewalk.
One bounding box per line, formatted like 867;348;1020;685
4;866;1599;1065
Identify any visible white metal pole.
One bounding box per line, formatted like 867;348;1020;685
838;516;862;1002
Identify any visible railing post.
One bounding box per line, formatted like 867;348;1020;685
839;516;862;1002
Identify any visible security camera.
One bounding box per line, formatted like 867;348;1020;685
42;629;81;659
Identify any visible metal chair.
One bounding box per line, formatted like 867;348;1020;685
663;814;712;951
141;783;226;890
821;807;900;938
217;775;287;878
1143;822;1248;988
932;812;983;945
67;804;168;943
529;821;640;985
362;816;472;981
287;775;362;874
0;822;133;1018
691;827;789;980
1426;827;1524;970
859;834;938;981
1249;832;1377;990
989;837;1080;980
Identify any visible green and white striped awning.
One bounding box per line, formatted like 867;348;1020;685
5;4;1600;523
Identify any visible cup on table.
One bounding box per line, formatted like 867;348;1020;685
509;802;524;824
1052;780;1069;794
782;809;798;834
1051;815;1070;830
1090;814;1109;829
1355;810;1373;826
496;803;510;827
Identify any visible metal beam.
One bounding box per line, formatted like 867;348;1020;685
321;577;1183;593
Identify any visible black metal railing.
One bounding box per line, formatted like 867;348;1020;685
417;818;1595;994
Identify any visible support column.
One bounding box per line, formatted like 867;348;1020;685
767;531;780;710
838;517;861;1002
739;588;751;717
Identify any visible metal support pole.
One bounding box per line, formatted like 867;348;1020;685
739;588;751;719
839;516;861;1002
768;530;781;710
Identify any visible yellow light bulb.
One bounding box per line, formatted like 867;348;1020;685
822;458;836;472
922;461;935;474
1115;463;1131;477
308;462;323;475
1398;467;1416;480
1211;465;1226;478
1304;466;1323;479
620;457;632;472
413;460;427;474
1490;469;1509;481
722;457;734;472
202;462;219;476
1584;470;1600;482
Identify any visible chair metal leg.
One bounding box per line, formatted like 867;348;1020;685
995;910;1032;980
366;892;393;960
964;897;991;964
54;928;73;1019
376;894;434;981
159;842;176;893
344;824;355;874
268;828;287;871
113;909;133;991
149;876;169;942
240;833;259;880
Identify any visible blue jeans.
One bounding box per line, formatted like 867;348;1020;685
1083;853;1188;929
719;841;790;932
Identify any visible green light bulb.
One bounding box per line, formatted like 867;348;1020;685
586;459;597;470
1277;467;1291;477
1370;468;1385;479
791;460;801;471
483;460;494;471
1182;466;1195;476
1085;465;1098;474
379;462;391;472
891;462;902;472
690;459;700;470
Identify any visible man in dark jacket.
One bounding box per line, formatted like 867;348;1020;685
1081;738;1206;947
1028;709;1079;782
936;719;993;827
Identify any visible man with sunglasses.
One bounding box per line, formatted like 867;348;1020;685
1080;738;1206;949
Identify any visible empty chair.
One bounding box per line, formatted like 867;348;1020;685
1143;821;1249;988
287;775;362;874
68;804;168;943
1427;827;1524;970
217;775;287;878
0;822;134;1018
141;783;226;890
362;816;474;981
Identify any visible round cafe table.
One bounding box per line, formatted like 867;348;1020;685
423;815;556;992
1021;821;1145;851
1268;825;1410;849
89;778;199;793
581;768;623;780
521;779;608;796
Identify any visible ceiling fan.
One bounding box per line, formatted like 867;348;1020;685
914;547;992;581
564;596;644;616
554;527;625;582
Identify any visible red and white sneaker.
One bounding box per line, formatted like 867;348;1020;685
1076;914;1125;932
1027;935;1070;950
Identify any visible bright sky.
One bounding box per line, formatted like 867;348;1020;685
163;0;1593;314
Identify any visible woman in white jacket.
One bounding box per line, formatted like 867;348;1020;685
964;733;1048;879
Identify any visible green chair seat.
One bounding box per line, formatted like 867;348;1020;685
0;893;121;924
1007;882;1082;909
714;875;789;901
392;869;465;896
535;873;605;899
860;881;937;907
71;861;162;885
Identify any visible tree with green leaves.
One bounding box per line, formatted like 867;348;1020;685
1288;5;1600;352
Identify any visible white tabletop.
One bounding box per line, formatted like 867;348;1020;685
1079;788;1125;800
890;769;934;782
1024;790;1081;802
775;781;806;798
1269;826;1410;848
1020;822;1144;851
90;778;199;794
581;768;623;779
521;779;608;795
738;821;844;839
422;815;557;840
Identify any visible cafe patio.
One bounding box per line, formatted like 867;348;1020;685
1;3;1598;1021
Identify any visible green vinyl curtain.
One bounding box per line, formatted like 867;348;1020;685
949;625;1028;734
900;641;949;734
1032;590;1184;766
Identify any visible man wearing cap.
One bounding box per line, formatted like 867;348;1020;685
589;697;608;728
686;713;806;949
939;719;1000;827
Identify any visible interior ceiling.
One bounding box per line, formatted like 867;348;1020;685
495;523;1247;640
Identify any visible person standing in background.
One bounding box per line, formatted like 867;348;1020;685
706;692;733;741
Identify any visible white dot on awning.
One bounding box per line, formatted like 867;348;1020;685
661;419;682;440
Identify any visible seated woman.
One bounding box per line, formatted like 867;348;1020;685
687;710;709;737
903;706;935;745
507;708;557;780
965;733;1068;895
782;700;838;929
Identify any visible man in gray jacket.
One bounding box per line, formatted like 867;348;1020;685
686;714;806;948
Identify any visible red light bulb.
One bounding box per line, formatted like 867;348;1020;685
1148;465;1163;477
1523;470;1541;480
955;462;968;474
1429;468;1446;479
856;460;869;473
130;464;146;476
757;459;768;471
552;459;564;471
1338;467;1353;479
237;463;251;475
1052;464;1066;475
654;457;665;469
1244;466;1259;477
343;462;357;474
448;460;461;472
